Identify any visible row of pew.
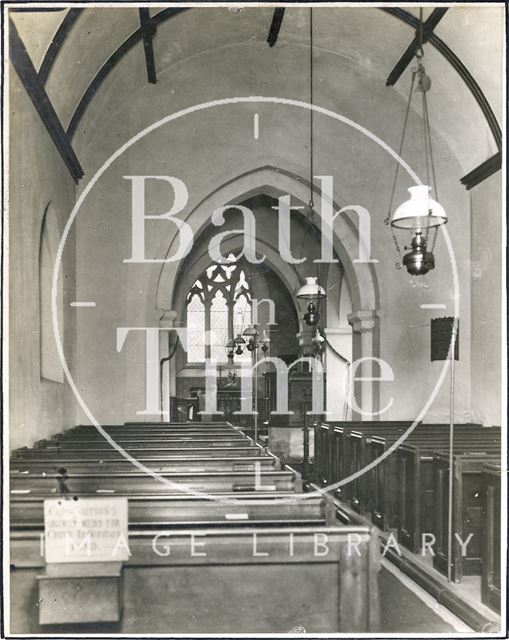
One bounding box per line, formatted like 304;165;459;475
9;421;380;633
314;420;502;612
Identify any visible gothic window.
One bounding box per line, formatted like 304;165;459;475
186;255;251;363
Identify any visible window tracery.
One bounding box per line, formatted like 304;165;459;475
186;255;251;363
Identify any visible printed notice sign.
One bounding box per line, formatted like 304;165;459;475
43;497;129;563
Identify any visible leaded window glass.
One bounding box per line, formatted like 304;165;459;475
186;255;252;363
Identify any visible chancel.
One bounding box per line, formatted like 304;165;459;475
5;2;505;636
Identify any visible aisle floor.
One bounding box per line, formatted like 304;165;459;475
380;565;464;633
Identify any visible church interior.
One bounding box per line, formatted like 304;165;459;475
5;3;505;635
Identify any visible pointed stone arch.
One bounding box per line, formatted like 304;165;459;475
154;165;380;315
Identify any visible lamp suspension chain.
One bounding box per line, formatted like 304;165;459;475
296;8;316;281
419;7;440;253
309;7;314;212
385;69;417;264
415;8;434;247
423;89;440;252
387;6;447;277
422;86;432;245
418;7;424;57
308;8;324;286
418;10;431;246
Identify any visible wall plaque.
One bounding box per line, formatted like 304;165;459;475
43;497;129;563
431;317;459;361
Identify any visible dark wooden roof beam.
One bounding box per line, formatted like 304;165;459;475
383;7;501;155
38;8;83;85
386;8;448;86
9;19;83;182
67;7;188;140
460;152;501;190
139;8;157;84
267;8;285;48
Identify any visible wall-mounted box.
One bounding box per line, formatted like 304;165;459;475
37;562;123;625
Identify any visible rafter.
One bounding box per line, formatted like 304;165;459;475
139;8;157;84
386;8;448;87
9;19;83;182
460;152;502;190
38;8;83;85
15;3;500;192
67;7;188;139
267;8;285;48
383;7;502;154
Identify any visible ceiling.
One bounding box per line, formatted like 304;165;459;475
9;5;504;186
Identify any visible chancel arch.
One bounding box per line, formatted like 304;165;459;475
154;166;379;315
154;167;380;416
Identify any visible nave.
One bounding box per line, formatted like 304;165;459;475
5;3;505;637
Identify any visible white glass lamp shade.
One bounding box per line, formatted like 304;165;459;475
242;325;258;337
261;330;271;344
296;277;326;300
391;185;447;230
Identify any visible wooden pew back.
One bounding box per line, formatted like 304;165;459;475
433;452;501;582
10;494;327;531
10;525;380;633
481;463;501;612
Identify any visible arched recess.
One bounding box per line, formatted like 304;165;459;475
39;202;64;383
153;166;381;417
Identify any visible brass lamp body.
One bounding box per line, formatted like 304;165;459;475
403;231;435;276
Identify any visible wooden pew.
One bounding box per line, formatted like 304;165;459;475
70;422;238;431
481;463;501;613
339;425;415;516
46;433;251;444
321;421;413;431
9;421;381;633
10;493;328;530
314;422;501;550
10;524;380;633
341;430;365;511
35;436;250;449
315;421;437;512
314;423;404;515
363;435;399;531
315;424;408;521
367;430;500;537
314;421;413;489
122;421;232;427
394;435;500;553
11;454;279;475
433;452;501;582
314;423;330;485
10;469;300;496
12;446;264;460
55;428;243;439
341;424;499;537
37;421;247;443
